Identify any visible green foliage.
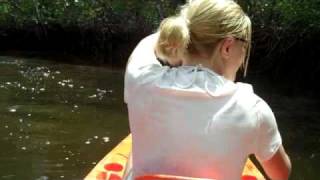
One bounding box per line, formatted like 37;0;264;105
0;0;180;29
1;0;317;35
0;0;106;26
235;0;320;61
276;0;320;33
238;0;320;36
237;0;320;91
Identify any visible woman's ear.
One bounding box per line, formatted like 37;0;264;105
220;37;235;60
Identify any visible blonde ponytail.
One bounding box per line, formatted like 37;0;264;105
155;0;252;75
155;16;190;62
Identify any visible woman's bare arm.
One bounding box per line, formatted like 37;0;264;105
260;145;291;180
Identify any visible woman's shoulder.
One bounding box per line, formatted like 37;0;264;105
234;84;274;119
125;33;163;81
232;82;269;109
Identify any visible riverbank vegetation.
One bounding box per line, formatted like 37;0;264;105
0;0;319;96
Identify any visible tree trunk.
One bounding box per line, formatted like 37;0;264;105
155;0;165;20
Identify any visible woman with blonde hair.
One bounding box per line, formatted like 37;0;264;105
124;0;291;179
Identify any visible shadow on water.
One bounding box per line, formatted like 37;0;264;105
250;79;320;180
0;56;319;180
0;56;129;180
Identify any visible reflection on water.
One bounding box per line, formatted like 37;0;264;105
0;56;128;180
0;56;319;180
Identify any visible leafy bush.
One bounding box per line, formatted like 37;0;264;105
237;0;320;95
0;0;319;95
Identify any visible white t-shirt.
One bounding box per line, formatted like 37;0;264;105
124;34;282;180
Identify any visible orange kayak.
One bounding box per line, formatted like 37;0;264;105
84;134;265;180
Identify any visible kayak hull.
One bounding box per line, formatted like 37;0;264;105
84;135;265;180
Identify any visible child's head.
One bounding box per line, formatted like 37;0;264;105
155;0;252;75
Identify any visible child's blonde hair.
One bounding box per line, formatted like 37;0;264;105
156;0;252;76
